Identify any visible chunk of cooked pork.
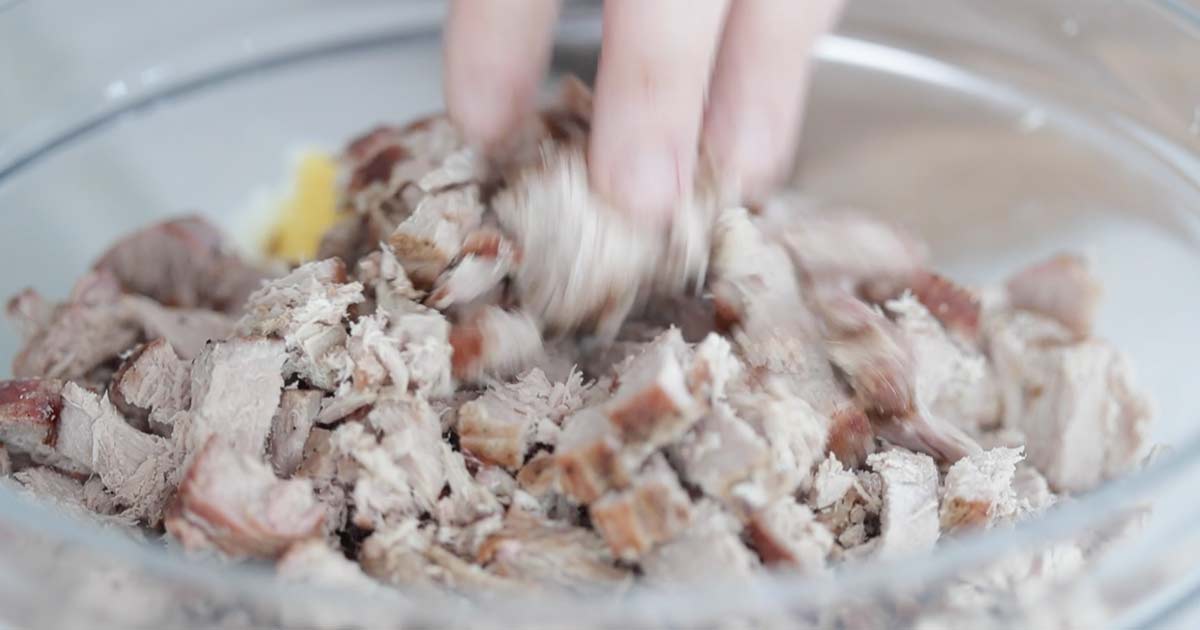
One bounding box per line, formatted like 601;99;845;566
167;437;324;557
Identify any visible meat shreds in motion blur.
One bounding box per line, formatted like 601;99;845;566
0;78;1155;606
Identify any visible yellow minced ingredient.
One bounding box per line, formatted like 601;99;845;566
263;152;340;262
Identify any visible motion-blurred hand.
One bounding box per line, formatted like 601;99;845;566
444;0;844;222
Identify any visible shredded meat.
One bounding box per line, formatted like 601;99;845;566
1;86;1158;617
167;437;324;557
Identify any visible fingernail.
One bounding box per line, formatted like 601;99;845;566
610;146;684;223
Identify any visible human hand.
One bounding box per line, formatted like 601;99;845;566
444;0;845;221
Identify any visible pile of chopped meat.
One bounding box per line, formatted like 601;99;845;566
0;81;1152;602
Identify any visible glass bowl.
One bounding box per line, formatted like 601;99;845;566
1;0;1199;627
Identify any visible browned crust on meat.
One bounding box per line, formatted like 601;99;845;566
746;515;793;566
557;438;625;504
1006;253;1101;339
939;496;991;531
459;421;524;470
460;231;504;258
712;297;741;334
171;437;325;557
107;341;153;416
516;452;558;495
818;293;915;416
449;324;484;379
826;407;875;469
0;379;64;447
345;125;401;162
589;476;691;560
607;385;678;443
587;500;643;558
349;144;412;194
911;271;981;342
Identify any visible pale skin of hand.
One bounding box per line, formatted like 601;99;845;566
444;0;845;222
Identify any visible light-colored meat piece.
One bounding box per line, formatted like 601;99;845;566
344;117;466;223
427;254;509;311
817;291;981;463
177;337;287;463
436;442;503;526
603;333;703;448
293;427;349;536
640;500;758;584
388;186;485;287
748;498;835;572
57;383;176;522
515;451;558;497
888;294;1000;435
82;476;127;517
332;395;447;530
12;281;142;381
455;369;571;470
236;259;362;390
709;208;832;383
92;216;267;313
477;508;630;593
818;464;883;555
673;402;772;513
361;244;425;316
940;447;1023;533
729;378;829;499
1011;464;1058;518
11;466;85;506
124;296;233;359
167;437;324;558
450;306;543;383
315;387;376;426
396;304;457;398
345;314;409;393
0;378;63;460
868;450;940;558
990;311;1151;492
814;290;914;417
14;272;229;378
7;467;139;530
268;389;323;477
686;333;742;405
808;453;862;511
589;455;693;561
492;146;713;341
360;519;516;593
343;299;454;401
277;540;380;592
418;147;487;192
108;338;191;435
554;407;634;503
427;229;518;310
763;196;928;292
1006;253;1101;339
6;288;54;341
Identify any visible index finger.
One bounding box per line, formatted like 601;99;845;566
444;0;561;149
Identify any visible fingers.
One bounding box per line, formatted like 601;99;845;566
703;0;845;200
588;0;730;222
444;0;560;149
